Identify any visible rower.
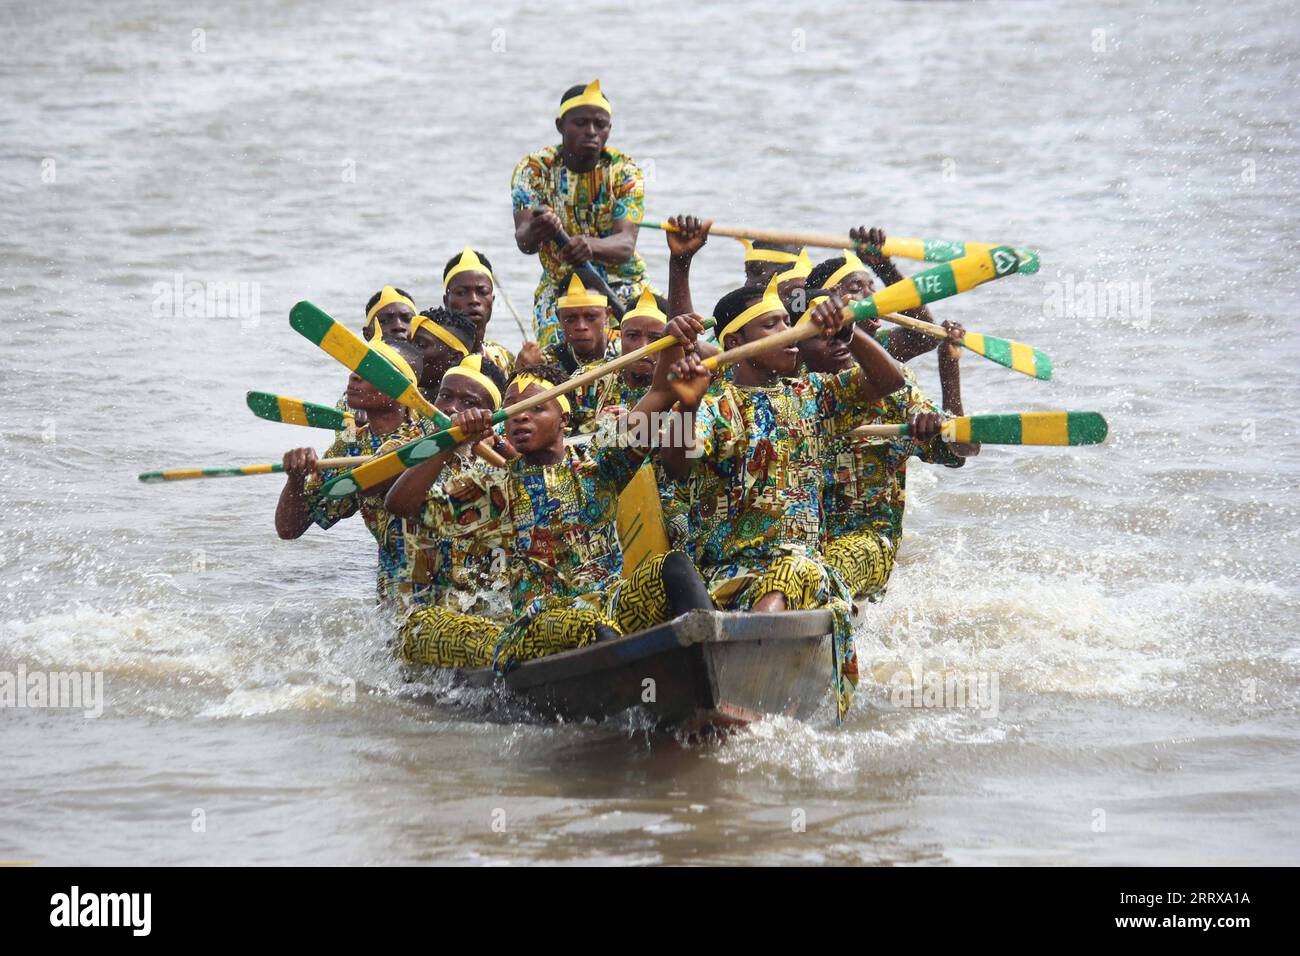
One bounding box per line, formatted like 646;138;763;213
409;307;477;394
641;289;904;718
808;227;954;363
511;80;653;352
275;337;427;606
363;285;416;341
574;287;669;433
386;360;712;673
795;290;978;599
441;247;520;376
382;353;513;617
543;273;621;375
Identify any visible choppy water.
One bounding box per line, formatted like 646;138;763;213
2;0;1298;865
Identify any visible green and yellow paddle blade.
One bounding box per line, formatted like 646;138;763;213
246;391;353;430
946;411;1106;445
319;428;461;499
289;301;440;420
959;332;1052;380
853;412;1107;445
848;244;1024;324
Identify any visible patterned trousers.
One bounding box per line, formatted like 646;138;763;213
823;530;897;599
400;551;680;671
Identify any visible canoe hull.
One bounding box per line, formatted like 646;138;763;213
453;607;841;734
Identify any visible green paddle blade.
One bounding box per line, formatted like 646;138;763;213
946;412;1108;446
246;391;353;430
959;333;1053;381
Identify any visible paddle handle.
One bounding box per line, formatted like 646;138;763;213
643;220;1040;273
647;219;854;252
552;224;627;321
137;455;372;483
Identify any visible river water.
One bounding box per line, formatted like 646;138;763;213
2;0;1297;865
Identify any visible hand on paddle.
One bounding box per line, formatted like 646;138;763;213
559;234;594;266
653;313;711;411
282;447;318;482
850;225;897;278
447;408;497;448
940;320;964;362
665;215;711;259
525;205;564;246
909;412;944;442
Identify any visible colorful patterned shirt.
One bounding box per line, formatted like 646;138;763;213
416;437;645;615
676;368;878;601
820;367;962;544
510;145;649;348
303;415;424;603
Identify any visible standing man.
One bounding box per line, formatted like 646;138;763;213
511;80;652;352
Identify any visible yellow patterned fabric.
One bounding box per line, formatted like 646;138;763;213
400;551;682;672
492;550;679;672
399;607;500;668
824;530;896;599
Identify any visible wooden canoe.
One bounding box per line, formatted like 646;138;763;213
436;602;865;735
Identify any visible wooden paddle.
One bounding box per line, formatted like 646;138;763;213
246;392;353;430
693;243;1029;377
288;302;506;468
138;455;371;483
319;317;718;500
641;219;1041;274
852;412;1108;446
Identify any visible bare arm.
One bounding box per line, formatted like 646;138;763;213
275;448;318;540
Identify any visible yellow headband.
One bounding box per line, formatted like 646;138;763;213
366;286;416;329
442;354;502;410
443;246;494;291
558;79;612;119
409;314;470;356
369;336;419;387
621;287;666;325
824;248;870;291
556;273;607;310
775;249;813;285
739;237;799;265
720;277;787;348
510;374;570;414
